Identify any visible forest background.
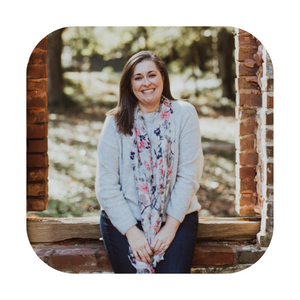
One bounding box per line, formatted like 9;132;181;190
27;26;238;218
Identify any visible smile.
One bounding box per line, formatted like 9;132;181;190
142;89;155;94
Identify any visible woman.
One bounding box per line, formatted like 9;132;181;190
96;50;204;273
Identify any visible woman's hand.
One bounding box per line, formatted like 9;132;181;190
151;215;180;255
125;225;153;265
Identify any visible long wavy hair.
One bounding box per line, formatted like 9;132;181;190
107;51;176;135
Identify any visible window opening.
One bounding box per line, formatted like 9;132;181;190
27;26;238;219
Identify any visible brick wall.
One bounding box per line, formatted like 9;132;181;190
27;37;49;211
32;239;265;274
234;28;274;247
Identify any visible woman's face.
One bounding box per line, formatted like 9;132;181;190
131;60;164;113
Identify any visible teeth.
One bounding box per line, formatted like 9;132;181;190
142;89;154;93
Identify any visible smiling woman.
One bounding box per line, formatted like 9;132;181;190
130;60;164;113
96;50;204;273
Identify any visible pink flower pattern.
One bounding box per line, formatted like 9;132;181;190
129;96;175;273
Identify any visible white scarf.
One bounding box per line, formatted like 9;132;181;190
128;96;175;273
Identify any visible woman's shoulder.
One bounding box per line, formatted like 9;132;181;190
171;99;197;116
102;114;118;134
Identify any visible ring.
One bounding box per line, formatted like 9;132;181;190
164;246;167;250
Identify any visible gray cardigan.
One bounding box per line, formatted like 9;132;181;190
96;100;204;235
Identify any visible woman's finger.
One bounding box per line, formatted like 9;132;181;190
145;243;153;256
139;249;152;265
133;250;141;261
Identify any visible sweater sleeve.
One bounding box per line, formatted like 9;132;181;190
166;104;204;222
95;116;137;235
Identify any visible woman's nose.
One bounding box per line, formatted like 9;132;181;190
142;77;150;86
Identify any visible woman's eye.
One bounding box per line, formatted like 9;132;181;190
134;77;142;80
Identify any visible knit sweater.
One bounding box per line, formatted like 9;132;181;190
95;100;204;235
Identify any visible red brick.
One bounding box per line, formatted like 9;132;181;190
32;247;53;265
27;90;47;108
238;107;257;122
240;138;255;151
27;182;48;197
237;77;260;91
28;49;47;65
27;197;48;211
238;62;258;76
240;166;256;179
52;254;85;269
239;152;258;166
239;206;257;216
240;179;256;193
239;93;262;107
266;78;274;92
95;247;112;270
266;112;273;125
27;124;48;139
52;247;97;269
27;89;47;102
27;139;47;153
27;153;48;167
27;97;47;109
266;96;274;108
240;194;257;206
238;47;257;61
266;163;273;185
27;79;48;92
266;129;273;142
27;64;47;79
240;123;256;135
266;147;273;159
27;168;48;181
238;29;251;35
27;109;48;123
238;35;258;47
192;245;234;266
35;37;47;50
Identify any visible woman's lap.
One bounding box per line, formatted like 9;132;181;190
100;210;198;274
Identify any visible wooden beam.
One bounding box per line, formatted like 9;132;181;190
197;217;261;241
27;216;261;243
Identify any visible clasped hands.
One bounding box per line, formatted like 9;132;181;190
125;215;180;265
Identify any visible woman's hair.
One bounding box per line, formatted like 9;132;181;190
107;50;176;135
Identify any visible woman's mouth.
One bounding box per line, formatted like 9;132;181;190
142;88;155;94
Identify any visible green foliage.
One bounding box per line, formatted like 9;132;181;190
61;26;234;73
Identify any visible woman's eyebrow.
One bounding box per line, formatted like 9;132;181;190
133;70;157;76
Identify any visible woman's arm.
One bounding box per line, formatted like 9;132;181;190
166;103;204;223
96;116;153;264
96;116;137;235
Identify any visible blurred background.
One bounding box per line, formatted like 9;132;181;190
27;26;239;218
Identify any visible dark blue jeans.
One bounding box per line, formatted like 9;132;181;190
100;210;198;273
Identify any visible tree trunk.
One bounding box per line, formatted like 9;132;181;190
47;28;65;109
217;28;235;101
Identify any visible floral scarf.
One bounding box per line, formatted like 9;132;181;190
128;96;175;273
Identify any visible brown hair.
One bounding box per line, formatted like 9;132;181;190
107;51;176;135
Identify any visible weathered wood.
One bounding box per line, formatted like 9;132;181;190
27;216;261;243
197;217;261;241
27;217;101;243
